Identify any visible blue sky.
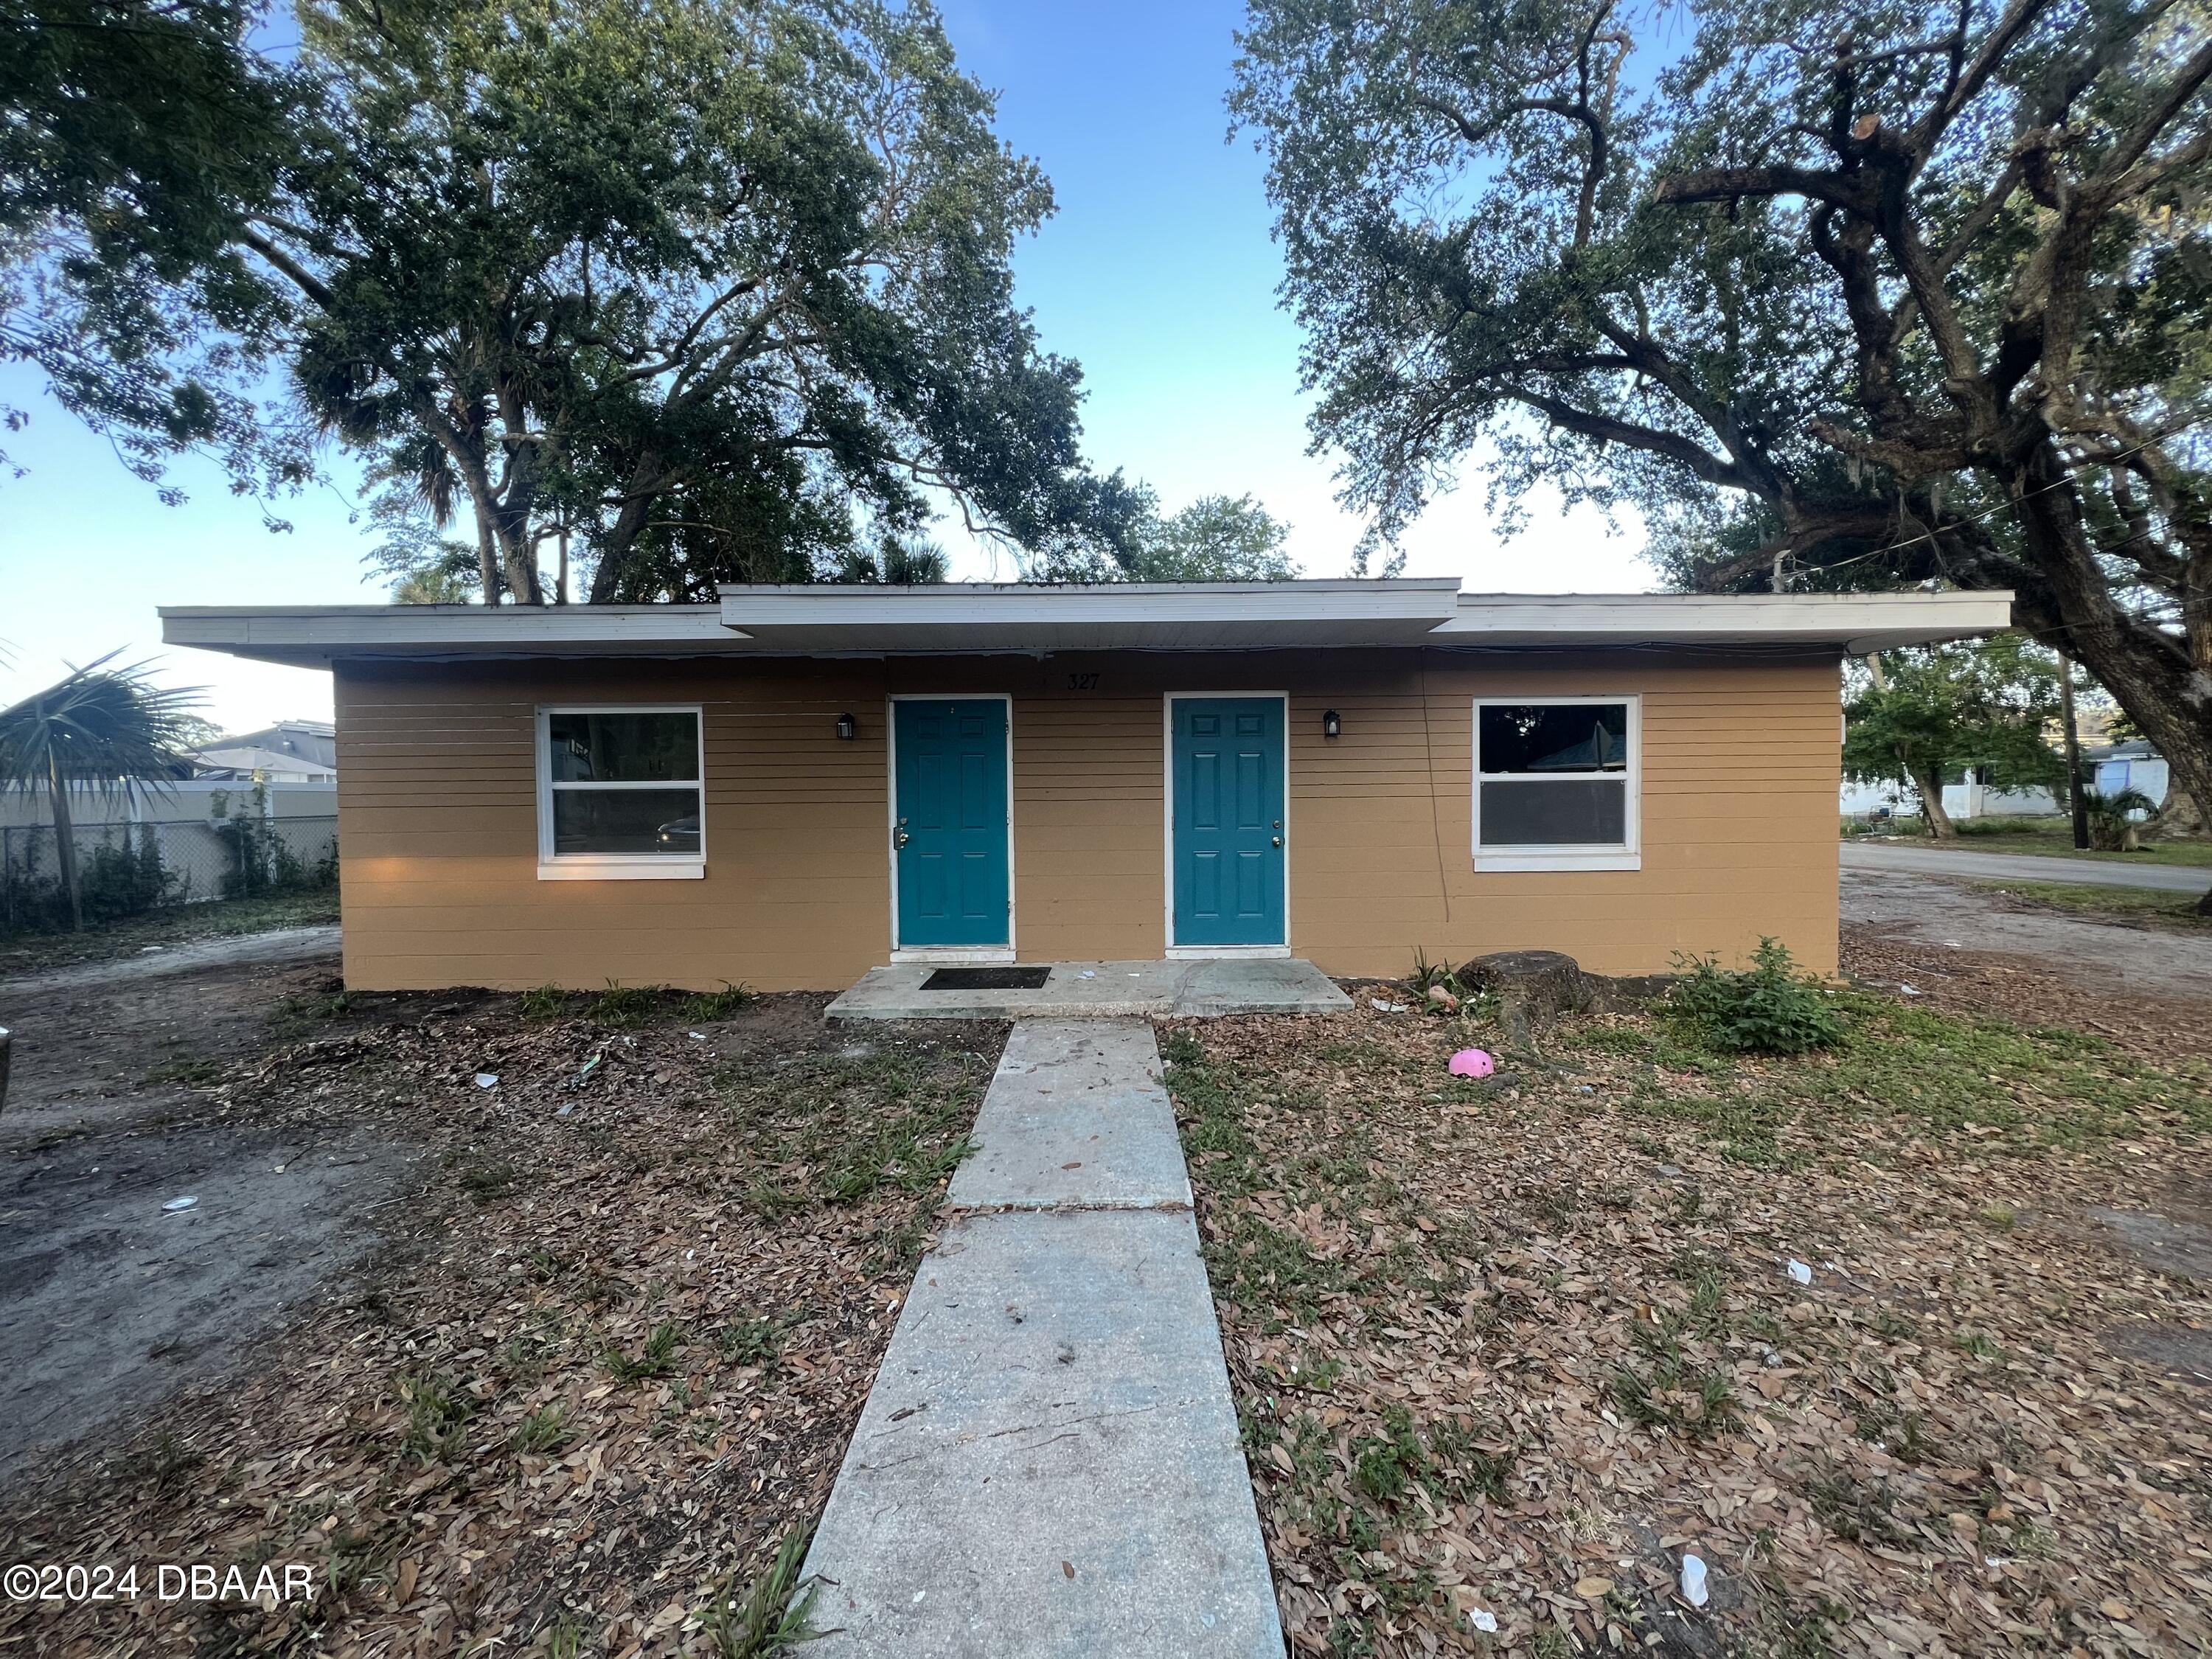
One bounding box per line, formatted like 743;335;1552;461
0;0;1648;732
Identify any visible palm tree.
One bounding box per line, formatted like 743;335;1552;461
2079;786;2157;853
0;656;205;931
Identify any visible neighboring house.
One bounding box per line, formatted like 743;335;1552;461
1840;738;2167;824
1840;770;2060;821
192;718;338;782
162;582;2008;990
2087;740;2169;809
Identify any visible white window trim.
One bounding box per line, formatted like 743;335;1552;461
1472;695;1641;872
535;704;706;880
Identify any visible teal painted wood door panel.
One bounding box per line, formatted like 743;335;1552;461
894;699;1010;947
1171;697;1285;946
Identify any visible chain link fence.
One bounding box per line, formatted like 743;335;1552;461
0;813;338;938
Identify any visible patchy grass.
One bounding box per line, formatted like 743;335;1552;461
141;1054;223;1088
0;887;338;977
1580;987;2212;1165
588;979;667;1027
697;1528;818;1659
271;985;354;1034
726;1045;986;1262
681;981;754;1023
1973;877;2212;931
0;991;1003;1658
604;1320;682;1385
717;1315;788;1368
515;982;569;1020
1169;980;2212;1657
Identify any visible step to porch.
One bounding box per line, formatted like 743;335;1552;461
825;956;1350;1022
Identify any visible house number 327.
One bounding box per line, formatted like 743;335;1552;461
1065;672;1101;691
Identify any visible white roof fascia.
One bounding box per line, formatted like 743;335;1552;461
1432;591;2014;653
160;605;737;667
159;585;2016;667
713;579;1464;650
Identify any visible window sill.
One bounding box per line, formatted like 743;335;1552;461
538;859;705;882
1473;849;1641;873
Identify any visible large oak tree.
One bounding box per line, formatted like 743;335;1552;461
1233;0;2212;827
279;0;1114;602
4;0;1146;597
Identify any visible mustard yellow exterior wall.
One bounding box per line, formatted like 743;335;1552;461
332;648;1841;990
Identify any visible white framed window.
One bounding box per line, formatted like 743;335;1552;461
1472;696;1640;872
535;706;706;880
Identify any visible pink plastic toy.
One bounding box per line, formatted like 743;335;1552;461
1448;1048;1495;1079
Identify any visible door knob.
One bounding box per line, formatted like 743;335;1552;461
1271;835;1283;847
894;827;911;849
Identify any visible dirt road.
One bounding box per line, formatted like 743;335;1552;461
1842;838;2212;895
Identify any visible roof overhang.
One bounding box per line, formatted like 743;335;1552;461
159;604;736;668
1433;590;2014;654
714;579;1464;650
157;582;2015;667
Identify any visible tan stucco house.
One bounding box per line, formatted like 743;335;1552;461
160;580;2008;992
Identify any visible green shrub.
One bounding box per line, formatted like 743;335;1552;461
1670;936;1845;1055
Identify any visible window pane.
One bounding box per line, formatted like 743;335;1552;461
552;789;701;855
547;712;698;782
1480;779;1627;846
1478;703;1629;773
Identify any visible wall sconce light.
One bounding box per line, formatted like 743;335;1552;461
835;713;857;741
1322;709;1341;739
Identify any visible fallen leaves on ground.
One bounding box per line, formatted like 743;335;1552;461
1166;964;2212;1658
1843;919;2212;1062
0;987;1004;1658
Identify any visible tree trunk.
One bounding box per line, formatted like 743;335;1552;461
588;450;672;604
476;518;503;607
1910;762;1957;838
45;751;81;931
2009;449;2212;838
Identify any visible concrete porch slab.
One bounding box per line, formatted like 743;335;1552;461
826;956;1350;1022
799;1207;1281;1658
945;1020;1189;1211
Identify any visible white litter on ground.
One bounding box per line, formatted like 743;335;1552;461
474;1072;499;1088
1680;1554;1709;1607
161;1195;198;1214
1787;1259;1814;1284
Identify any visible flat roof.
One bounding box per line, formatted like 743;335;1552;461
159;581;2014;667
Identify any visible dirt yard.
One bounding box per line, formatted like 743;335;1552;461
0;960;1003;1658
1168;949;2212;1657
1843;867;2212;1014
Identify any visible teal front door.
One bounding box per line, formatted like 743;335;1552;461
894;699;1010;948
1171;697;1286;947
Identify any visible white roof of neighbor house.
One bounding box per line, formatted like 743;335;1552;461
159;581;2014;666
191;744;338;778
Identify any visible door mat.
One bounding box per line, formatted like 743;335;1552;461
919;966;1053;991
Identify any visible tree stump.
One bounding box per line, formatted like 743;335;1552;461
1469;950;1593;1050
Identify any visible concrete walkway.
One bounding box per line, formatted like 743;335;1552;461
827;956;1349;1022
801;1020;1281;1658
1842;839;2212;895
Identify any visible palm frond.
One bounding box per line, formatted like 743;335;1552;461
0;654;208;807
